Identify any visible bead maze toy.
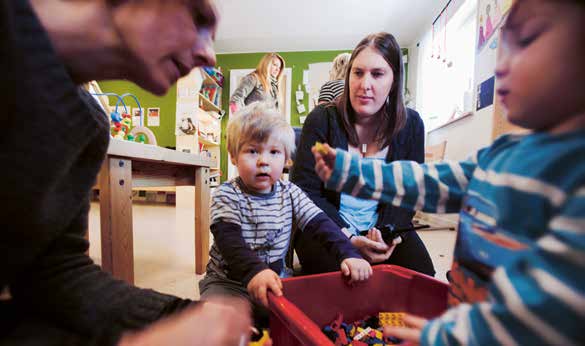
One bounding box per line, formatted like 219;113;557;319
92;91;157;145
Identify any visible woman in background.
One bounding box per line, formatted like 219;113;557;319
318;52;351;105
229;53;285;113
292;32;434;277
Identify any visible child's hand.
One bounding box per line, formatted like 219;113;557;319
246;269;283;307
383;313;428;345
312;142;336;182
340;258;372;283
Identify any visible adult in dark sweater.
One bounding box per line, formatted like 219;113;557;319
0;0;250;345
291;33;435;276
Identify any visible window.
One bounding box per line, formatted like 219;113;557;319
416;0;478;131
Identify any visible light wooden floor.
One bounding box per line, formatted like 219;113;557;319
88;202;456;300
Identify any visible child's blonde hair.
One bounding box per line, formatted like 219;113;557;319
227;101;295;160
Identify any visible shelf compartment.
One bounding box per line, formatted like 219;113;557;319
198;93;221;113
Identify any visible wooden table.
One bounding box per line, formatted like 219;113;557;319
96;139;213;283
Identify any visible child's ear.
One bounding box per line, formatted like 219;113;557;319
230;155;237;165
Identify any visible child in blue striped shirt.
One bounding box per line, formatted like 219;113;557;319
313;1;585;344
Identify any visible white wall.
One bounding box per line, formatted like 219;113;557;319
409;0;500;161
406;43;419;108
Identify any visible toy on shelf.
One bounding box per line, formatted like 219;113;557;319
92;91;157;145
111;112;132;139
202;66;224;87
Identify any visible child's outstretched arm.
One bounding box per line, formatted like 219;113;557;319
340;257;373;283
289;183;372;281
313;142;478;214
386;188;585;345
302;212;372;282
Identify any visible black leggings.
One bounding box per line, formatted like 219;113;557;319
295;229;436;276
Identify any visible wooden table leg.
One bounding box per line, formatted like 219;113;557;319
99;157;135;283
194;167;210;274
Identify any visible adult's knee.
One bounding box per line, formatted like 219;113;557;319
388;233;436;276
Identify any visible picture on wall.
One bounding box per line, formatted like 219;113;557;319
147;107;160;127
477;0;513;52
476;75;496;111
132;107;144;127
175;103;197;136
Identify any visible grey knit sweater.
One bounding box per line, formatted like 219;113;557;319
230;72;279;109
0;1;192;344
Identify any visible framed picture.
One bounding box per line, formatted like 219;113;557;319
147;107;160;127
477;0;513;52
132;107;145;126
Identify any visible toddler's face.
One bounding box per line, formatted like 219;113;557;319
232;136;286;194
495;0;585;133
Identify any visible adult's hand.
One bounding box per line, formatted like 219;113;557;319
350;228;402;263
119;297;251;346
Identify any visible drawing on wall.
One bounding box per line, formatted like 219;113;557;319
147;107;160;127
477;0;513;52
132;107;144;127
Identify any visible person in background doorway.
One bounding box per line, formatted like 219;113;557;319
318;52;351;105
229;53;285;114
291;32;435;277
0;0;251;345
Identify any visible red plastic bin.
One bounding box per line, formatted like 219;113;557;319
268;265;448;346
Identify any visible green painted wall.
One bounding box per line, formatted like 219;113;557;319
216;48;408;182
216;50;352;181
97;48;409;183
98;81;177;148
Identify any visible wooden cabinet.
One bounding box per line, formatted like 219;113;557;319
176;67;223;186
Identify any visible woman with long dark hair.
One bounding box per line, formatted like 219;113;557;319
291;32;434;276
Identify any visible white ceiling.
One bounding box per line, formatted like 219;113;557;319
213;0;450;54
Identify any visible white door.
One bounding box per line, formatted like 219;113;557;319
308;62;333;112
227;67;292;180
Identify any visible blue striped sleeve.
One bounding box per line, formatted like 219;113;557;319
325;149;477;213
421;186;585;345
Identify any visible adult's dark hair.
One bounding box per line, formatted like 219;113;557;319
336;32;407;149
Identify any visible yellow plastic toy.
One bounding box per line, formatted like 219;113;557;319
249;329;270;346
313;141;329;155
378;312;406;327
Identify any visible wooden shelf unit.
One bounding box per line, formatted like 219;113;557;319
176;67;223;181
198;93;221;113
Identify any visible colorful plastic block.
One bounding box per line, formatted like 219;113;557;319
378;312;406;327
